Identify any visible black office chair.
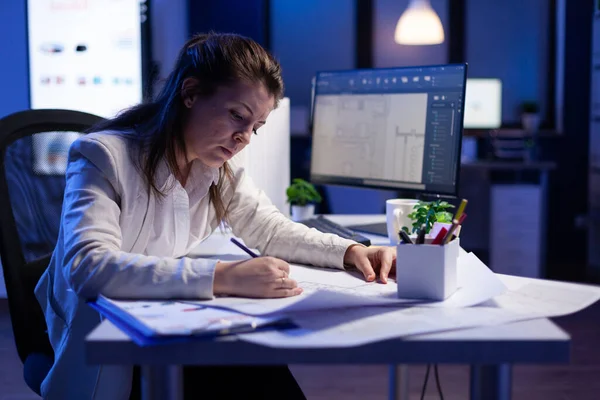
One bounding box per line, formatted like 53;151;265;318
0;109;103;395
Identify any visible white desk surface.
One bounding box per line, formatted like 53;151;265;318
86;316;569;366
85;214;570;367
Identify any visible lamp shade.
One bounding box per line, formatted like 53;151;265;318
394;0;445;45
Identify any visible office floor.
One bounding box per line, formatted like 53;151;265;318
1;301;599;400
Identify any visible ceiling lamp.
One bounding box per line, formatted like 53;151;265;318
394;0;445;45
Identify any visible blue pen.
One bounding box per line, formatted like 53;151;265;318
230;237;259;258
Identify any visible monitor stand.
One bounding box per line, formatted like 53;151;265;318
346;222;388;237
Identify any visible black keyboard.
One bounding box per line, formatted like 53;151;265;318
299;215;371;246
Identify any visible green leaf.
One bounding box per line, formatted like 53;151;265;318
435;211;453;223
286;178;322;205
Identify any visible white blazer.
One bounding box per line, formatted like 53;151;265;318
34;131;357;400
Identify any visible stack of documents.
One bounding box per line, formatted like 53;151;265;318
89;296;291;346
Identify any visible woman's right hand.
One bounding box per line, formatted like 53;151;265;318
213;257;303;298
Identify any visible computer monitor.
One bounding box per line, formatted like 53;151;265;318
310;64;467;235
311;63;467;194
463;78;502;129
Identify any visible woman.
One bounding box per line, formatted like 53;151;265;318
35;32;396;399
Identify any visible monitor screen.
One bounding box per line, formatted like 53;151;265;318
27;0;149;118
310;64;467;197
463;78;502;129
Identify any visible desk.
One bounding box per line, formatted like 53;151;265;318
85;215;571;400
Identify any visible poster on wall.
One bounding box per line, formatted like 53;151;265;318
27;0;146;119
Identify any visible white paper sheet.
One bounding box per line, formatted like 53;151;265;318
478;273;600;317
196;250;507;315
238;306;540;348
238;275;600;348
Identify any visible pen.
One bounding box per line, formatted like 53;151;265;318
398;229;413;244
443;219;460;244
458;212;467;225
230;237;259;258
416;224;426;244
454;199;468;221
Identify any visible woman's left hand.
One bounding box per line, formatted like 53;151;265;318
343;245;396;283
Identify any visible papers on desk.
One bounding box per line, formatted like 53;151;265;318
238;306;539;348
238;273;600;348
479;273;600;317
195;250;508;315
89;296;289;345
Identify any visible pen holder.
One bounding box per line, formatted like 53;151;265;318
396;237;459;301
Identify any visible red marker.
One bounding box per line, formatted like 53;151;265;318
431;227;448;245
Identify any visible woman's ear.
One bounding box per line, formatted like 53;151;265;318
181;77;200;108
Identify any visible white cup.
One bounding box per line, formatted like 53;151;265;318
386;198;419;245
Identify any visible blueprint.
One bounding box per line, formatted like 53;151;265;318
195;250;508;316
238;272;600;348
311;93;428;183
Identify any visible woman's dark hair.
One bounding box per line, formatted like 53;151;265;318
89;32;284;224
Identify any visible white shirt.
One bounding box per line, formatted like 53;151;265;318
35;130;358;400
145;160;219;258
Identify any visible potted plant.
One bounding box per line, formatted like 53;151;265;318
286;178;322;221
520;101;541;132
402;199;454;235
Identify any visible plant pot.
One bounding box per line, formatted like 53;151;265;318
291;204;315;222
521;113;541;133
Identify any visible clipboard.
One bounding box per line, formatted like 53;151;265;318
88;295;295;347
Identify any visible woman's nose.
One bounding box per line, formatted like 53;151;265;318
234;129;252;145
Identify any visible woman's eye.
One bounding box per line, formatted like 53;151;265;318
253;128;258;136
231;111;243;121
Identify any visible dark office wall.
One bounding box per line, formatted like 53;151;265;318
0;2;29;118
466;0;551;124
270;0;355;111
188;0;269;48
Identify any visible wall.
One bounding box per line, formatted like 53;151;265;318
0;1;30;297
270;0;356;111
189;0;268;47
151;0;188;82
0;1;29;119
466;0;550;124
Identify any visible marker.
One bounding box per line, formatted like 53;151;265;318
230;237;259;258
431;227;448;245
399;230;413;244
458;212;467;225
